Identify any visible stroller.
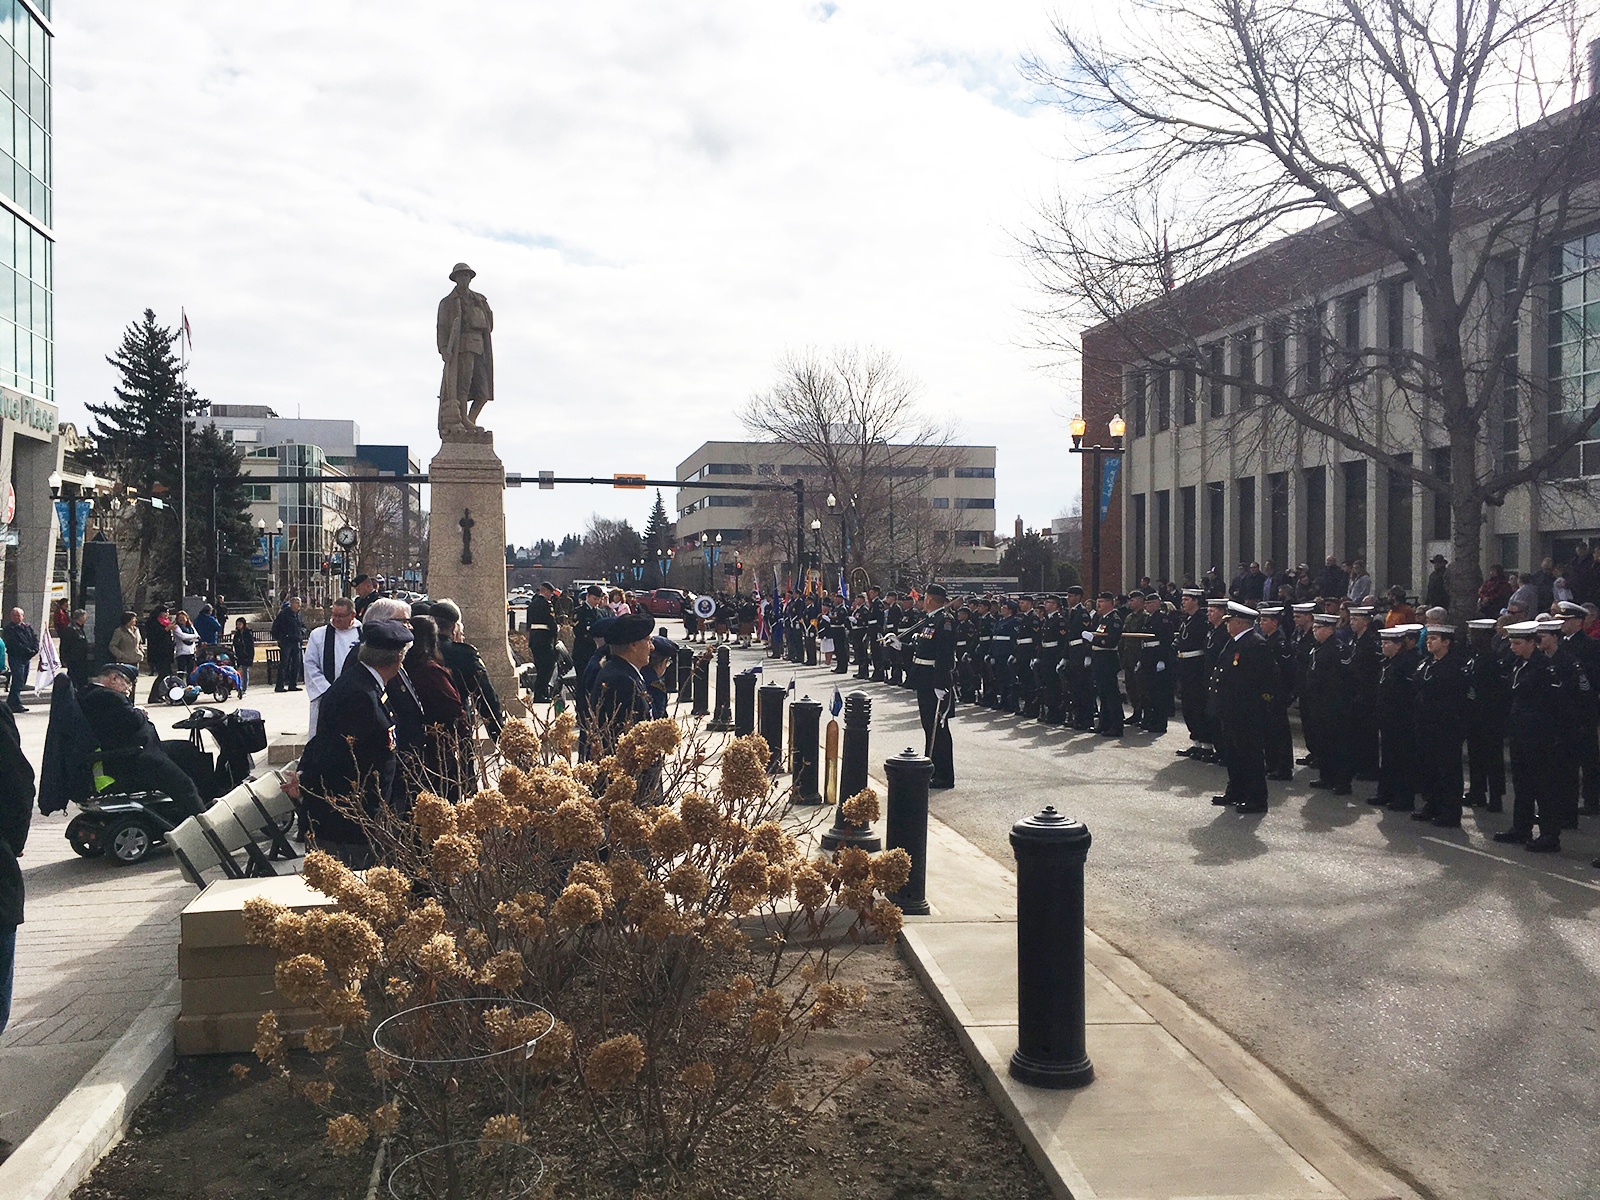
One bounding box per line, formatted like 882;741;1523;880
191;651;246;702
41;677;270;865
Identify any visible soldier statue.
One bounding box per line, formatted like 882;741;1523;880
438;262;494;437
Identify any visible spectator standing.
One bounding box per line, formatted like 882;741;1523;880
1509;572;1539;616
402;614;468;798
194;603;222;648
0;704;35;1045
305;599;362;734
1554;567;1575;607
1;609;37;714
431;599;506;737
1478;565;1513;616
1528;556;1557;614
230;618;255;694
48;598;68;638
61;608;90;689
108;610;143;669
1425;555;1450;609
1317;555;1347;599
141;605;174;701
1346;559;1374;603
351;573;377;619
171;611;200;680
272;597;305;692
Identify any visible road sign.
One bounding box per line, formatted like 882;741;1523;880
613;473;647;489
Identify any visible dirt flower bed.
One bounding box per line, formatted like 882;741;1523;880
72;943;1051;1200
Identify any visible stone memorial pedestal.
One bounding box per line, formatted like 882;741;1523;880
427;431;520;713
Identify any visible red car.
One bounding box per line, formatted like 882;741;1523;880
636;588;690;619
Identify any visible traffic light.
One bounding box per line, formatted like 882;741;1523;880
735;559;744;576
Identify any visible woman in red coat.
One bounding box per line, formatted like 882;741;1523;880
403;616;470;798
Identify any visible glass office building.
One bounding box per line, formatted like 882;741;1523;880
0;1;50;403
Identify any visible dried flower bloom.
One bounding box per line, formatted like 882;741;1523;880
241;897;286;946
304;1024;339;1054
301;1080;336;1105
648;810;692;858
526;1018;572;1074
729;974;756;1002
370;1102;401;1136
869;899;904;942
229;1062;250;1082
551;883;604;930
614;718;680;774
429;832;480;881
748;822;790;860
718;736;771;805
462;927;491;958
678;793;720;844
606;857;644;902
841;787;881;826
641;909;687;941
839;883;874;913
869;848;912;896
546;709;579;758
766;1080;796;1107
481;1113;526;1144
792;866;829;910
389;901;447;958
385;976;413;1004
494;899;546;940
606;801;652;849
413;932;471;980
567;861;613;904
477;949;525;992
366;1047;394;1083
678;1061;715;1094
322;986;370;1028
302;852;396;927
602;773;637;806
275;954;328;1007
727;850;769;895
550;799;605;850
412;792;457;843
498;763;532;802
325;1113;369;1156
253;1012;284;1065
314;912;383;978
362;866;413;914
664;862;709;904
584;1034;646;1093
749;1005;784;1047
498;717;542;767
461;787;509;832
836;846;871;885
572;761;601;786
699;986;738;1022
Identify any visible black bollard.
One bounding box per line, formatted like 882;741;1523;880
690;653;711;717
676;646;696;697
882;746;931;913
707;647;735;731
758;683;786;773
822;693;881;851
733;670;758;737
789;696;824;804
1008;807;1094;1090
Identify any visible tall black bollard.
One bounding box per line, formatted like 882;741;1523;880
707;646;735;731
690;652;711;717
822;693;881;851
733;670;758;737
789;696;824;804
758;683;786;773
1008;807;1094;1090
676;646;696;697
882;746;931;913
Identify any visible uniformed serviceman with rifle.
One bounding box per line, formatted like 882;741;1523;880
908;584;958;790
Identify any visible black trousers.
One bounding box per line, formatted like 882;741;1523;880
1417;730;1464;820
1264;700;1293;774
852;631;870;678
119;748;205;821
529;633;556;700
1036;655;1063;722
1352;702;1379;777
1221;717;1267;807
276;640;303;689
1074;657;1098;729
832;634;850;674
1092;652;1122;733
1376;724;1416;807
918;686;955;786
1312;706;1353;786
1466;726;1506;804
1509;746;1555;834
1576;720;1600;805
1178;659;1208;741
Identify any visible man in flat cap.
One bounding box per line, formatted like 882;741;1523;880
437;262;494;436
78;662;205;821
295;619;413;867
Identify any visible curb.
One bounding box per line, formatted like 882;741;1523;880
0;979;180;1200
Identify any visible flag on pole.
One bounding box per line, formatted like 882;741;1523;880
179;307;193;349
830;685;843;717
787;676;796;696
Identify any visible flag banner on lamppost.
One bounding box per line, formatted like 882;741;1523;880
1099;456;1121;522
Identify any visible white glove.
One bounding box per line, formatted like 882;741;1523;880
935;688;949;704
1155;660;1166;672
1081;632;1093;643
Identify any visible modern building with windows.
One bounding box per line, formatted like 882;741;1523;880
1079;110;1600;595
674;440;999;577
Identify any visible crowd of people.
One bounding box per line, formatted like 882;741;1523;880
752;569;1600;869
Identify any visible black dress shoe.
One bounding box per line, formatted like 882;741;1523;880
1491;828;1530;844
1332;785;1352;795
1431;816;1461;828
1211;795;1232;806
1581;803;1600;816
1366;795;1387;806
1526;834;1562;853
1267;772;1293;782
1307;779;1335;790
1410;809;1437;822
1385;800;1413;812
1235;803;1268;813
1175;747;1194;757
1592;857;1600;869
1296;755;1314;765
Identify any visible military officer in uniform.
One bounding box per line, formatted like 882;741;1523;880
850;594;872;680
1199;596;1231;762
1556;600;1600;814
1066;586;1097;731
1257;605;1295;778
1290;602;1320;768
1210;601;1274;813
1089;592;1125;736
572;585;609;685
991;600;1019;711
1120;591;1150;726
1463;618;1509;813
524;581;559;703
954;604;978;704
1173;590;1210;756
591;613;657;757
1304;613;1354;794
1036;594;1068;725
910;584;958;789
1137;595;1175;734
1014;595;1040;717
1413;623;1468;826
1537;617;1586;841
1493;621;1569;850
1345;606;1382;780
1370;625;1420;811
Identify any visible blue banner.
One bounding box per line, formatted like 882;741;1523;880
1099;456;1121;522
54;499;93;548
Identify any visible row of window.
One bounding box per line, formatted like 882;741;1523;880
1549;235;1600;477
0;3;48;75
688;461;995;481
930;497;995;509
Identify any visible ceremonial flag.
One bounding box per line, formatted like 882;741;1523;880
179;307;193;349
830;686;843;717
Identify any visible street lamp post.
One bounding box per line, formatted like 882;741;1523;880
658;546;674;579
632;557;645;585
1067;414;1126;599
809;517;822;585
258;517;285;604
703;535;721;592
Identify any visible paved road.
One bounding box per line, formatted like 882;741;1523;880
741;647;1600;1200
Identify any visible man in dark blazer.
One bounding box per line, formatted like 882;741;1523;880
297;619;412;868
591;613;655;756
0;701;35;1042
1212;601;1276;814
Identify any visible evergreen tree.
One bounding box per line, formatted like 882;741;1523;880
643;490;675;585
187;423;258;601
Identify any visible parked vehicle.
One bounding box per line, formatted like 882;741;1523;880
637;588;689;618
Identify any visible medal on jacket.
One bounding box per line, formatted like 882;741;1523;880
388;725;397;751
1233;653;1240;666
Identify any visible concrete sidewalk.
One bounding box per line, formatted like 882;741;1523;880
903;814;1420;1200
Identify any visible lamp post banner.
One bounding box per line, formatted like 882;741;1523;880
1099;456;1121;522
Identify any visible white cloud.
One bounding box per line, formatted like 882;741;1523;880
52;0;1085;546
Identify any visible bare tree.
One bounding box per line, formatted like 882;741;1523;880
740;346;959;586
1026;0;1600;616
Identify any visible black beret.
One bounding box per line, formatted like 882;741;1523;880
927;583;948;599
606;613;654;645
411;600;435;618
431;599;462;624
1098;591;1115;601
361;619;414;650
591;615;616;639
586;584;606;597
351;574;371;587
1067;586;1085;596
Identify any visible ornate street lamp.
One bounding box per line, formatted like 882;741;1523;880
1066;414;1125;598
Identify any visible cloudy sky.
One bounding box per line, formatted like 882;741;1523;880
52;1;1082;545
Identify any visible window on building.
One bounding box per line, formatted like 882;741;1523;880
1387;454;1413;589
1497;533;1522;573
704;463;753;476
1300;306;1322;391
1156;489;1171;581
708;495;751;507
956;530;985;547
756;462;776;475
1545;233;1600;475
1237;475;1256;564
242;484;274;503
955;497;994;509
1341;291;1363;354
1270;322;1289;392
1206;482;1226;574
1206;343;1224;418
1129;369;1147;437
953;465;994;478
1180;363;1197;425
1305;465;1326;567
1234;329;1256;409
1268;472;1289;566
1384;277;1407;356
1430;447;1452;540
1180;485;1197;581
1155;367;1171;432
932;467;950;478
1343;460;1368;561
1133;493;1147;582
931;496;949;509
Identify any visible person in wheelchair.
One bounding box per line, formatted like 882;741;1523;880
77;663;205;820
